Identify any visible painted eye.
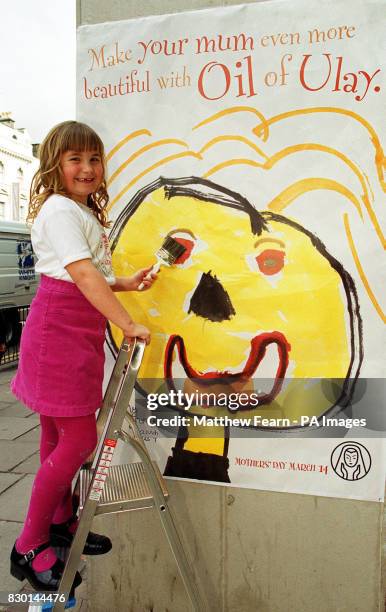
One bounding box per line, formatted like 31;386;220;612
256;249;285;275
173;237;195;264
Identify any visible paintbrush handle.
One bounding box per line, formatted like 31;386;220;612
138;260;161;291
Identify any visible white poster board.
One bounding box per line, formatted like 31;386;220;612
77;0;385;501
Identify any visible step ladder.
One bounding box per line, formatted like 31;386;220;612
28;338;207;612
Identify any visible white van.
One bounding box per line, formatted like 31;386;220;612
0;221;38;351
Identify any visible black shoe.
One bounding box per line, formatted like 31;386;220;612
10;541;82;593
50;517;112;556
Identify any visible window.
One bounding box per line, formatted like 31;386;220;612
0;202;5;219
0;161;4;177
19;204;26;221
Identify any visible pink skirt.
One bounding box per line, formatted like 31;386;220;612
11;274;107;417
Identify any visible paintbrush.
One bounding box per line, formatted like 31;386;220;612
138;235;187;290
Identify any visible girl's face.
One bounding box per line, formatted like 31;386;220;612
60;149;104;204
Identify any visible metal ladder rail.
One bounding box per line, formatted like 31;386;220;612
119;413;208;612
51;338;143;611
85;339;135;471
69;338;135;521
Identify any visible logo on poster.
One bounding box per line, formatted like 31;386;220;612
330;442;371;481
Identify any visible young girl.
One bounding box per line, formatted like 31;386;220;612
9;120;155;593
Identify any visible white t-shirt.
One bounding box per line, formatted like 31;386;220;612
31;194;116;285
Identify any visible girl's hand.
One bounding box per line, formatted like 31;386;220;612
130;266;158;291
123;322;151;345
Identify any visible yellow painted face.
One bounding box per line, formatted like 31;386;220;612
109;178;362;428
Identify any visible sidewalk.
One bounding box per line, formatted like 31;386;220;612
0;365;88;611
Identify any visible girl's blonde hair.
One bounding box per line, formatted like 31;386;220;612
28;120;110;228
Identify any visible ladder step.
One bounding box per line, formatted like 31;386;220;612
79;462;169;515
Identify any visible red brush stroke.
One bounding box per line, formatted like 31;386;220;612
256;249;285;275
164;332;290;408
173;237;194;264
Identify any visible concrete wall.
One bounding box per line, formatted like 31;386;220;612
77;2;384;610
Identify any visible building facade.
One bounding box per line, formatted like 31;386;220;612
0;112;38;222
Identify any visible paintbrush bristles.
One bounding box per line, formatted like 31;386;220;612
137;235;187;290
157;236;187;264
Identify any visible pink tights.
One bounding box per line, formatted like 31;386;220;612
16;414;97;571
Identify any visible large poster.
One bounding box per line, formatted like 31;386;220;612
77;0;385;501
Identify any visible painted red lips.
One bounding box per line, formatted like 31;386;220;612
164;332;291;408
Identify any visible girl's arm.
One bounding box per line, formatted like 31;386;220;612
111;266;157;292
65;258;150;343
111;278;132;292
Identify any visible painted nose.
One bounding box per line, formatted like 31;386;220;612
188;271;235;322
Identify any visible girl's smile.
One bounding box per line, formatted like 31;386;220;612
60;149;104;204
